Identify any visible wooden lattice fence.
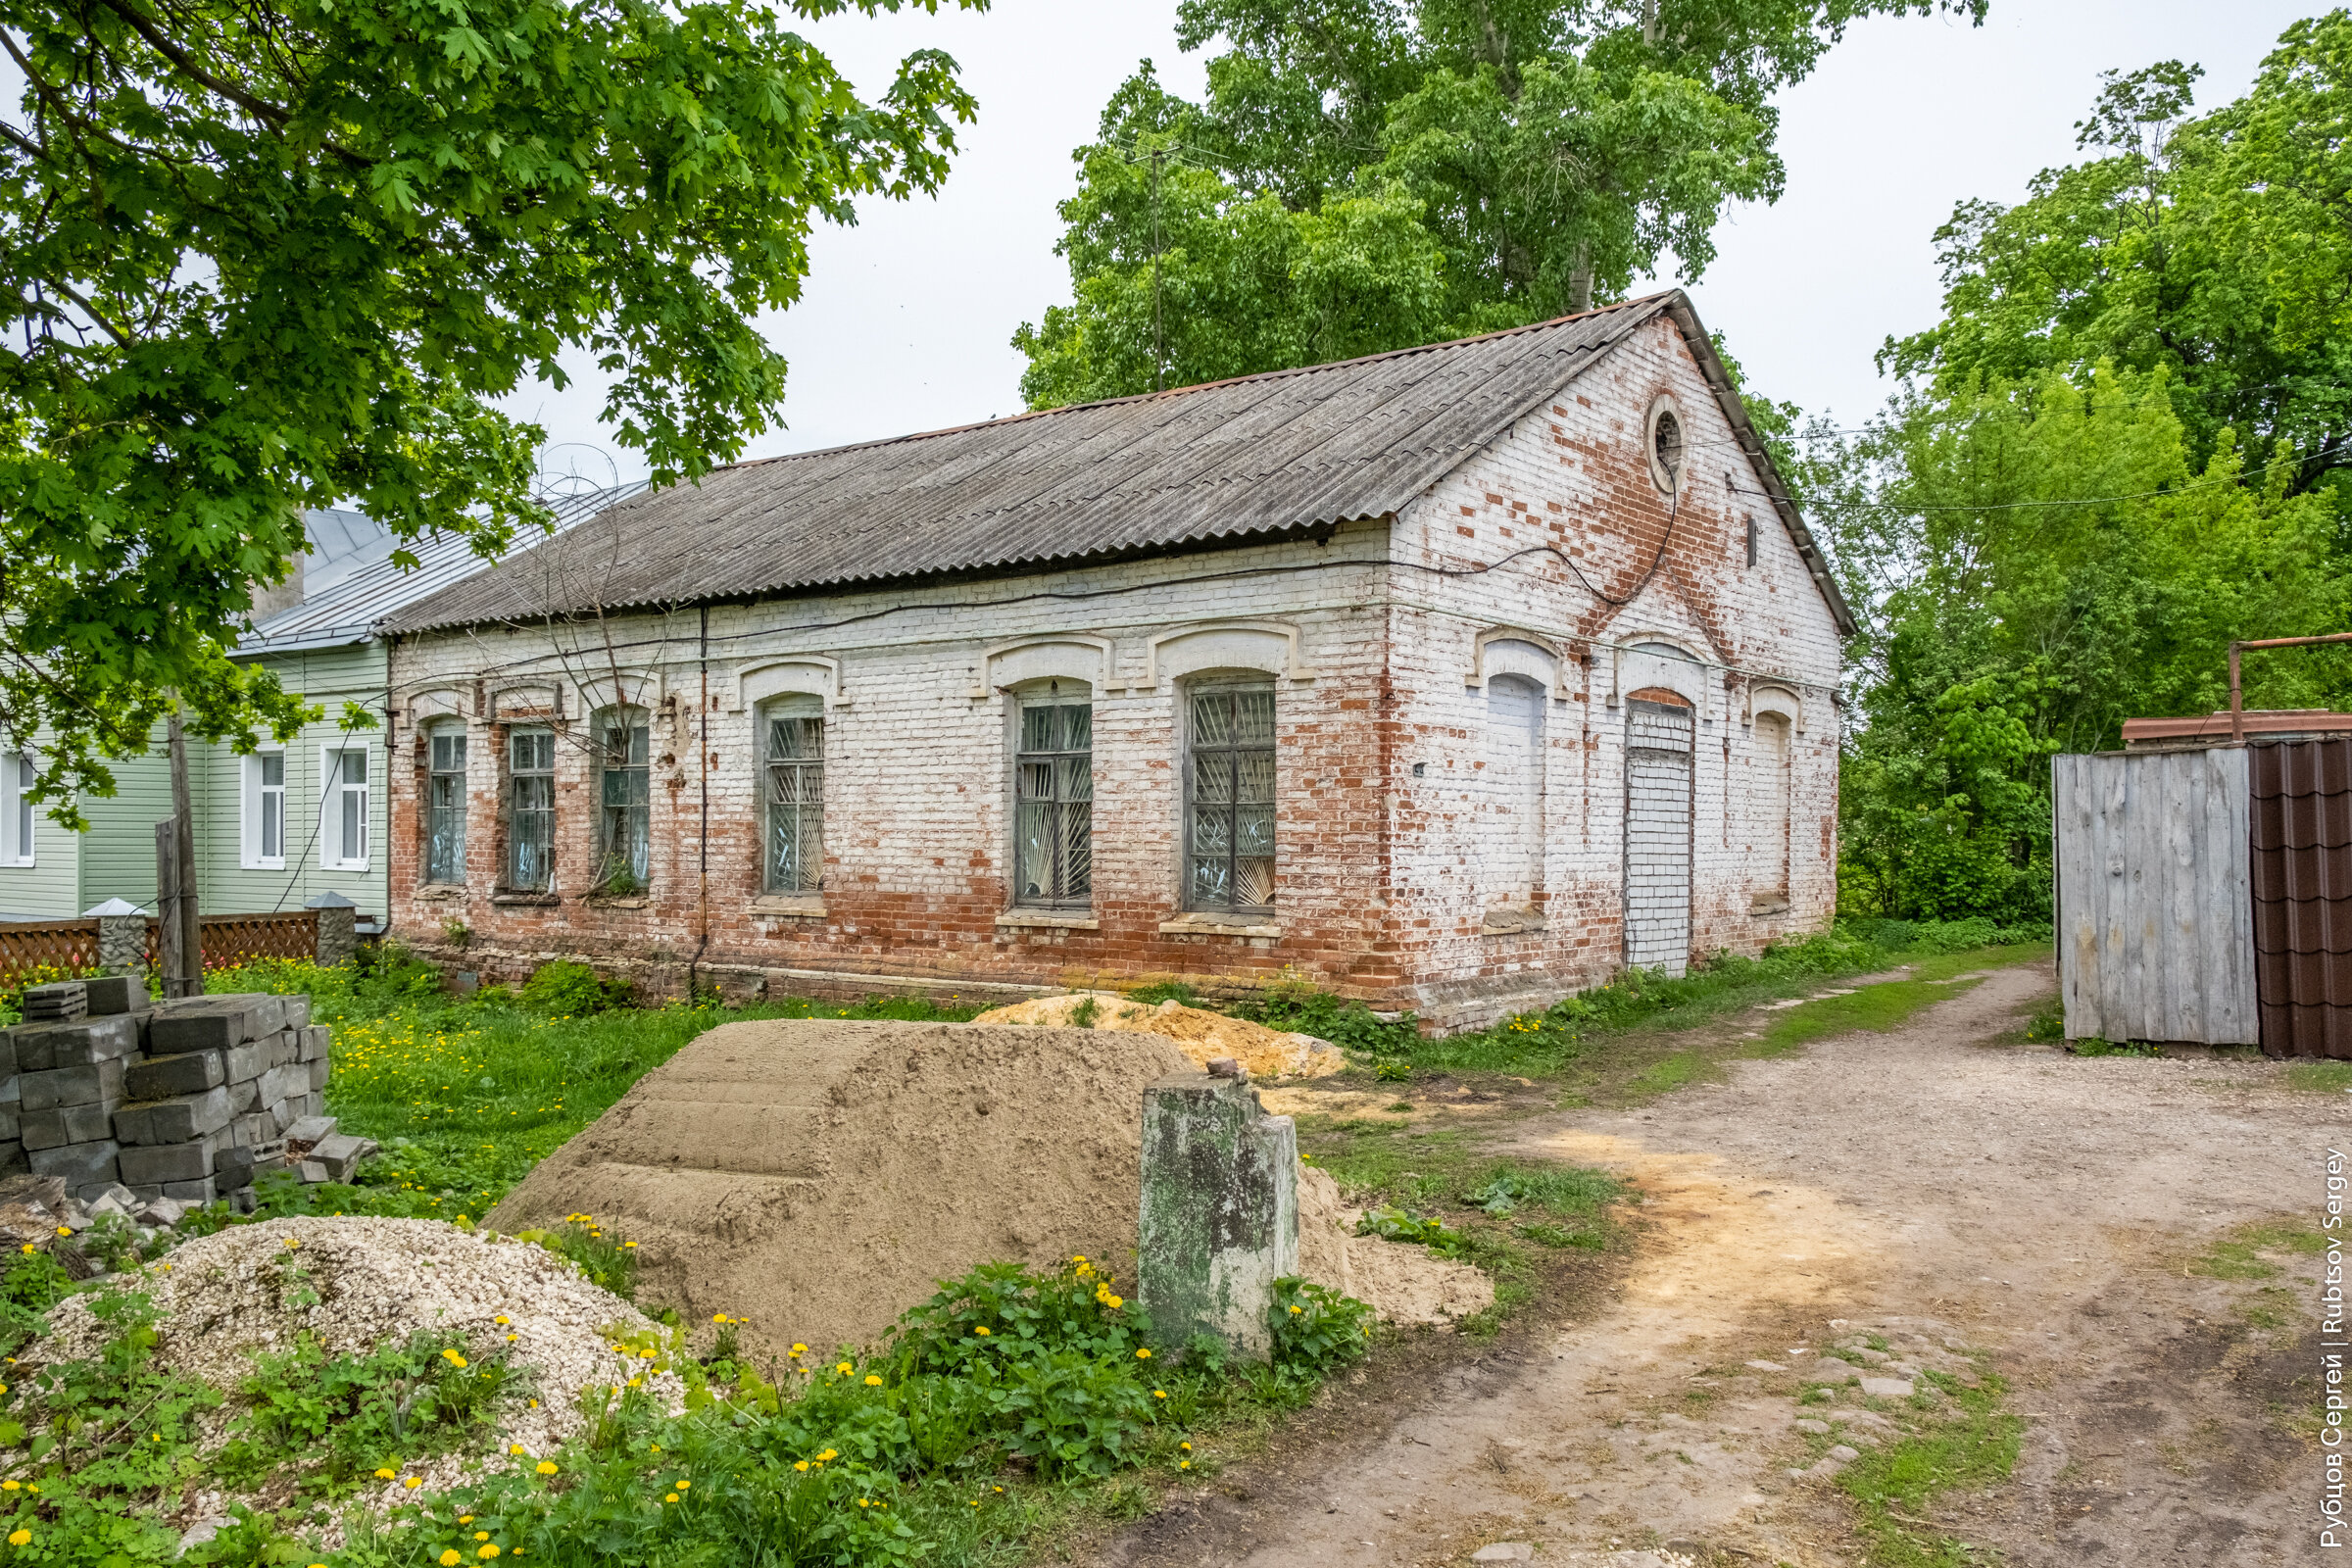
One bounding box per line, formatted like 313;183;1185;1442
141;911;322;971
0;919;105;987
0;911;324;988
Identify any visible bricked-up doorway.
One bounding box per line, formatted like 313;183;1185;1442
1624;696;1695;976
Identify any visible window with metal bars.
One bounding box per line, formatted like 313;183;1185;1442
762;696;824;894
1184;681;1276;912
425;728;466;885
597;711;651;892
506;729;555;892
1014;685;1092;906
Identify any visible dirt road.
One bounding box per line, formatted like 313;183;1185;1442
1099;960;2337;1567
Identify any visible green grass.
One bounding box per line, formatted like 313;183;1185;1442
2188;1220;2328;1281
214;953;980;1221
1749;977;1985;1056
2286;1059;2352;1093
1834;1368;2024;1567
1396;923;2049;1080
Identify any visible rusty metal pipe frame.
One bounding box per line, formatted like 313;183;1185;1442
2228;632;2352;742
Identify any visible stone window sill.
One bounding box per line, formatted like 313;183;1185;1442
415;884;467;902
750;896;827;919
1750;897;1791;916
1158;912;1281;939
998;910;1099;930
490;891;559;906
1482;907;1547;935
584;895;651;909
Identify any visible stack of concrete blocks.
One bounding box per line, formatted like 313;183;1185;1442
7;979;337;1207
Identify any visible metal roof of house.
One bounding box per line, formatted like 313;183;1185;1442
386;291;1854;636
241;483;645;655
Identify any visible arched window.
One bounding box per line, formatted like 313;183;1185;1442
1485;674;1544;908
762;695;824;894
1013;680;1092;907
595;707;651;893
1752;711;1791;910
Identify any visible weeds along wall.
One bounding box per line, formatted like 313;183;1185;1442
382;316;1843;1028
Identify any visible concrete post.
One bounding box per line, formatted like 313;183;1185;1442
1136;1070;1298;1358
307;892;358;968
85;899;149;975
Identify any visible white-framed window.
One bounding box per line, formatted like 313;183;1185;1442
240;750;285;869
319;746;369;870
1;753;33;867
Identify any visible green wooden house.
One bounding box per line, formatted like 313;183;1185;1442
0;490;635;931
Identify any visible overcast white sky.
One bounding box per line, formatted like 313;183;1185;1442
517;0;2322;488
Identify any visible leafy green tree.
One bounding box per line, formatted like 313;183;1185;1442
1837;366;2345;919
0;0;979;818
1883;13;2352;501
1017;0;1984;408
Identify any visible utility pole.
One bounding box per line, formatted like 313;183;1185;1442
159;709;202;998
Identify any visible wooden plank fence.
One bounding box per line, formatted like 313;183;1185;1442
2053;748;2258;1045
0;910;322;987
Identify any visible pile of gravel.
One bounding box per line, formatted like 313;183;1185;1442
34;1214;681;1479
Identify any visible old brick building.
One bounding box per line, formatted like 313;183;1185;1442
381;291;1849;1029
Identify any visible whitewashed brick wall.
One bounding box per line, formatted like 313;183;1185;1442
386;312;1843;1030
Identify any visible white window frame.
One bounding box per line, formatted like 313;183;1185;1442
240;749;286;870
1;752;33;868
318;744;370;871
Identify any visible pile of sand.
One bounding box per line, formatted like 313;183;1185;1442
971;991;1345;1079
487;1018;1485;1364
488;1019;1198;1361
1297;1165;1494;1325
34;1215;676;1481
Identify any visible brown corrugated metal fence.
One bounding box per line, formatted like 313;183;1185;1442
2248;738;2352;1057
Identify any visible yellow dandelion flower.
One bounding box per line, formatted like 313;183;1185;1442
1135;1348;1152;1359
973;1326;990;1336
508;1445;527;1456
8;1531;28;1546
536;1461;559;1475
442;1348;468;1368
473;1532;489;1541
664;1494;678;1503
790;1343;808;1356
864;1375;882;1387
405;1476;423;1490
1;1481;17;1492
676;1481;689;1490
793;1461;809;1473
441;1552;462;1566
1153;1390;1167;1398
836;1361;853;1375
479;1548;500;1560
374;1468;397;1480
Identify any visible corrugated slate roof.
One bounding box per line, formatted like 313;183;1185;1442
243;483;645;654
387;291;1852;635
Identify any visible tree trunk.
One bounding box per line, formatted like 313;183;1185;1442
1570;238;1593;314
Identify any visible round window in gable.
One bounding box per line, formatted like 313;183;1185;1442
1646;397;1686;494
